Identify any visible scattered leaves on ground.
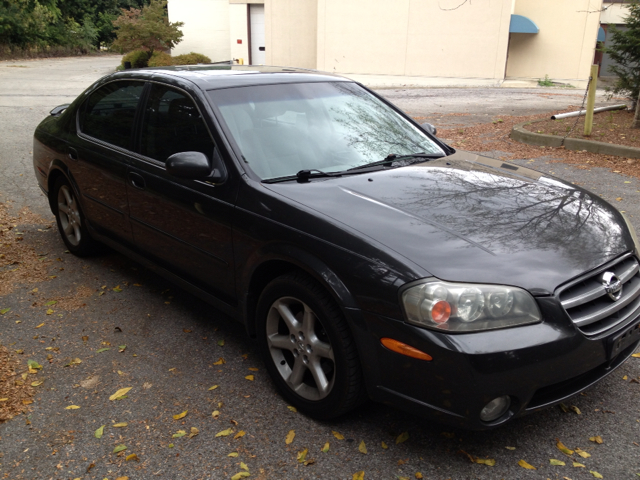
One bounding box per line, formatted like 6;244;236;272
590;435;604;444
112;444;127;454
216;428;233;437
321;442;330;453
396;431;409;444
332;431;344;440
94;425;104;438
575;448;591;458
297;448;308;463
245;375;254;381
557;439;574;455
287;405;297;412
550;459;566;466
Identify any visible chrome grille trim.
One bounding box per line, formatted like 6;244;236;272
557;253;640;336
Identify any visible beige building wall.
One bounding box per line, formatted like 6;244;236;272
167;0;231;61
265;0;317;69
229;3;250;63
601;3;629;24
506;0;603;84
315;0;512;79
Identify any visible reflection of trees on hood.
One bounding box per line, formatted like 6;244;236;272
328;83;440;160
381;165;625;265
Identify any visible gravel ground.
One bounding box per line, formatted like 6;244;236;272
1;56;640;480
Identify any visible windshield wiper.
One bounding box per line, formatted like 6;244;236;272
263;169;343;184
347;153;444;172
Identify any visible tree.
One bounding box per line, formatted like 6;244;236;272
111;0;183;56
602;0;640;127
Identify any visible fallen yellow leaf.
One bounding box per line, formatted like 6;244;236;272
589;435;603;444
173;410;188;420
31;381;43;387
575;448;591;458
188;427;199;438
35;323;44;328
505;446;516;450
240;462;249;471
415;474;423;479
358;440;367;454
0;398;8;402
285;430;295;444
245;375;254;381
476;458;496;466
208;385;218;390
570;405;581;415
115;477;129;480
332;430;344;440
45;309;53;315
297;448;308;463
352;472;364;480
590;471;603;479
632;353;640;358
109;387;132;401
228;452;238;457
248;367;259;371
216;428;233;437
213;357;226;365
212;410;220;419
623;375;628;380
234;430;246;439
396;431;409;444
230;473;250;480
321;442;330;453
65;405;80;410
573;462;586;467
550;459;566;466
113;422;128;428
556;439;574;455
518;459;536;470
287;406;297;412
125;453;138;462
381;441;388;449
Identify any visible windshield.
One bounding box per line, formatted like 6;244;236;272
208;82;445;180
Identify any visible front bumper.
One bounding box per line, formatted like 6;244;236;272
345;295;640;430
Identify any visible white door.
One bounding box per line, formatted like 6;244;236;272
249;4;265;65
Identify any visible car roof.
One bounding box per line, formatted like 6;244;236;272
113;65;352;90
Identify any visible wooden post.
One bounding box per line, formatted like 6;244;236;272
584;64;599;136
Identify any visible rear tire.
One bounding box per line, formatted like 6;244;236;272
52;176;101;256
256;272;365;419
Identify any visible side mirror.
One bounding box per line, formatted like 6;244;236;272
421;123;437;137
166;150;227;183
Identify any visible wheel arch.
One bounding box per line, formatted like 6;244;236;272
47;161;80;213
240;246;359;338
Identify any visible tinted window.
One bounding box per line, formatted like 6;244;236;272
141;84;214;162
80;81;144;150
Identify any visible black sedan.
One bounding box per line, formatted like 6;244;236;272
32;65;640;429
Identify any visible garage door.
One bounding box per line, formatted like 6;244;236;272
250;4;265;65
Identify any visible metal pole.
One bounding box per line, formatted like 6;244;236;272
584;65;599;136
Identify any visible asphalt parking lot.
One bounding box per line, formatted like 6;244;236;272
1;56;640;480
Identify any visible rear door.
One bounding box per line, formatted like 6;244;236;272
126;82;238;301
75;80;145;245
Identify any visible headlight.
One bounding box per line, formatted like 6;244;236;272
401;280;541;332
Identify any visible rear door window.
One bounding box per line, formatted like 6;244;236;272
140;84;214;162
79;81;144;150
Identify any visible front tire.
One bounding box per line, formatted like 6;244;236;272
257;272;365;419
52;176;100;256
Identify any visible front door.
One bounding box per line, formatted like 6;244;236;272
126;83;237;301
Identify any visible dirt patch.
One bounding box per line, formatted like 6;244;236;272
432;108;640;179
0;201;53;296
0;345;35;422
32;285;95;311
523;108;640;149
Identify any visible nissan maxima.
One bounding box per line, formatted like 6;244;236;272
32;65;640;429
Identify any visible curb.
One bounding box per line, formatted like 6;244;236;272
510;119;640;159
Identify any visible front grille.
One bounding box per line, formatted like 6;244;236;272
558;253;640;336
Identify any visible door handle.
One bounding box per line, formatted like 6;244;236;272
68;147;78;161
128;172;146;190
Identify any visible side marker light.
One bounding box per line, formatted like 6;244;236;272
380;338;433;361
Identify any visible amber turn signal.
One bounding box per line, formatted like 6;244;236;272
380;338;433;361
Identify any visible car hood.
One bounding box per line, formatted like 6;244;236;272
264;151;634;293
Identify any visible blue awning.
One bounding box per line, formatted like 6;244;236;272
598;26;606;42
509;14;539;34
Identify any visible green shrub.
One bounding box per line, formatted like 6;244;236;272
148;51;173;67
121;50;149;69
173;52;211;65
